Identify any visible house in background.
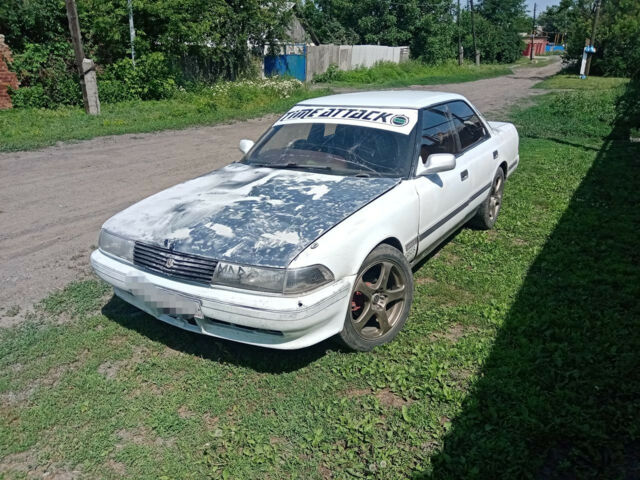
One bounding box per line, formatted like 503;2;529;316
522;34;549;57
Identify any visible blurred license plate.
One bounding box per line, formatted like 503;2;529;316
154;289;201;317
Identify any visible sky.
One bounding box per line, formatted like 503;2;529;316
525;0;560;15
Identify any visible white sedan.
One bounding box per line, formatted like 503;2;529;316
91;91;519;351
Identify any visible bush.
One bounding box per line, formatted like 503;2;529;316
312;64;341;83
9;85;48;109
97;80;137;104
9;41;81;108
99;53;178;102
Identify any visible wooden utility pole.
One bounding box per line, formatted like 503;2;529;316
585;0;602;76
65;0;100;114
469;0;479;65
457;0;463;65
529;3;537;61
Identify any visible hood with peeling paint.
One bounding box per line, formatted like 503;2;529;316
103;163;400;267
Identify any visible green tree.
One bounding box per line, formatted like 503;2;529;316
476;0;526;62
566;0;640;77
298;0;455;63
411;0;456;63
538;0;573;42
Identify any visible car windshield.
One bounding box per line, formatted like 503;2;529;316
243;122;417;177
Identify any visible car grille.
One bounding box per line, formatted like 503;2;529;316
133;242;218;285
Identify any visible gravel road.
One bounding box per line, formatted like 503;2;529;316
0;57;561;327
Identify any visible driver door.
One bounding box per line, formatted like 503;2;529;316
413;104;473;255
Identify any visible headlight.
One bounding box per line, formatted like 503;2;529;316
99;229;134;263
284;265;334;294
213;262;334;294
214;262;285;293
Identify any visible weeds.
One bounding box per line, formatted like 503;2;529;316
313;60;511;87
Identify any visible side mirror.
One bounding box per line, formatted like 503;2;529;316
416;153;456;176
239;139;255;154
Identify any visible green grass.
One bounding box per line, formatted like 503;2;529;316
0;79;328;153
512;56;554;68
312;60;512;87
535;74;630;90
1;77;639;479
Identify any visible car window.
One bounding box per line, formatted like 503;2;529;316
446;100;489;151
421;106;457;158
244;122;417;178
259;123;314;153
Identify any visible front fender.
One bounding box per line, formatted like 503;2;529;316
289;181;419;278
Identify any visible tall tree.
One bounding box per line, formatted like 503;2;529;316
298;0;455;62
476;0;526;62
566;0;640;77
538;0;573;42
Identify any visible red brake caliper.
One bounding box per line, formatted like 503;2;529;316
351;291;365;315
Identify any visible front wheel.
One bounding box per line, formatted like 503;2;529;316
470;168;505;230
338;244;413;351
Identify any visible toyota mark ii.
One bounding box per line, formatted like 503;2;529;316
91;91;519;351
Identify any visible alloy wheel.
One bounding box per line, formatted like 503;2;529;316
488;174;504;220
350;261;407;339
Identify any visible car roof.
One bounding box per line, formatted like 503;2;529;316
298;90;467;109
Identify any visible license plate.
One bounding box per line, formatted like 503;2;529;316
153;288;202;317
127;277;202;318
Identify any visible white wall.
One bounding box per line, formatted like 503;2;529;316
306;45;409;81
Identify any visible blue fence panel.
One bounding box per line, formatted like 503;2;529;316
545;44;565;52
264;52;306;81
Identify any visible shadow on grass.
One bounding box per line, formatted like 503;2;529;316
421;81;640;478
101;295;342;374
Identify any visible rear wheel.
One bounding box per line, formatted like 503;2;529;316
470;168;505;230
338;244;413;351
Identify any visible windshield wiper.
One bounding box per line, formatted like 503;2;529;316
253;162;332;171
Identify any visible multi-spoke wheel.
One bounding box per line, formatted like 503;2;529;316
470;168;505;230
338;244;413;351
488;173;503;221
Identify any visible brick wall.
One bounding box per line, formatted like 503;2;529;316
0;34;19;110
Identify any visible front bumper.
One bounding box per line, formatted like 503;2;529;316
91;249;353;349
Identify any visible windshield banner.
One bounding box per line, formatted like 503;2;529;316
274;105;418;135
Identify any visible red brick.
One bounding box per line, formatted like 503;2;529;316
0;34;19;109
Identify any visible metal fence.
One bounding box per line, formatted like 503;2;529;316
264;44;410;82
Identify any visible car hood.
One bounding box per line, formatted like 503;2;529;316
103;163;400;268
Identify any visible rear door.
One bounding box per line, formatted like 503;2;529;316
447;100;495;210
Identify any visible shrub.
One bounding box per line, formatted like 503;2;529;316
9;85;48;109
96;79;136;104
312;64;341;83
99;53;178;102
8;41;81;108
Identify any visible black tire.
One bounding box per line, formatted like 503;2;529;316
338;244;413;352
470;168;505;230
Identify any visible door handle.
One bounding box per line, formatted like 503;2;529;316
460;169;469;181
493;150;499;159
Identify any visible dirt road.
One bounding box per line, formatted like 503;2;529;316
0;58;561;326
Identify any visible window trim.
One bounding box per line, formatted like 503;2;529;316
446;100;492;156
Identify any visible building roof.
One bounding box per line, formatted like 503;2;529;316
299;90;466;109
